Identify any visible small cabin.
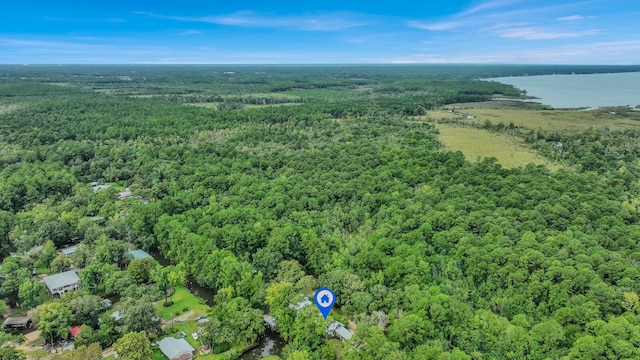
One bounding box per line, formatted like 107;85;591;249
128;249;153;260
61;245;79;256
118;188;133;200
327;321;353;341
289;297;312;313
2;317;32;331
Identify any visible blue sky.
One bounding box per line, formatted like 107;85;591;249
1;0;639;64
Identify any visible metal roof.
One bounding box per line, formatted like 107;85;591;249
61;245;79;256
2;317;31;327
128;249;153;260
42;270;80;291
327;321;353;340
158;337;195;360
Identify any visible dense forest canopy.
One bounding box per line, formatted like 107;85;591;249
1;65;640;359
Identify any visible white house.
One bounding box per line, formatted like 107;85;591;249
42;270;80;297
158;336;196;360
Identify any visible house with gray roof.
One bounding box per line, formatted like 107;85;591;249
2;317;32;331
158;336;196;360
119;188;133;200
327;321;353;341
289;297;312;313
61;245;79;256
42;270;80;297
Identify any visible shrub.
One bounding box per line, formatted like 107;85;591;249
213;341;231;354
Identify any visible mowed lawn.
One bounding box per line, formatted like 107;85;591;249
155;286;210;320
435;124;561;170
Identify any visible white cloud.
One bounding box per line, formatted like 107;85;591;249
409;20;472;31
496;27;600;40
386;40;640;65
461;0;522;15
557;15;585;21
137;11;367;31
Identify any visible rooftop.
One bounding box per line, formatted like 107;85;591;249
158;336;195;360
110;311;124;321
92;184;110;192
61;245;79;256
128;249;153;260
70;325;82;337
290;297;312;312
42;270;80;291
2;317;32;327
327;321;353;340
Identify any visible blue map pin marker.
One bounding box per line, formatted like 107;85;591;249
314;287;336;320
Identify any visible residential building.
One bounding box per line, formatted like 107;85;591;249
327;321;353;341
2;317;32;331
158;336;196;360
118;188;133;200
42;270;80;297
128;249;153;260
61;245;79;256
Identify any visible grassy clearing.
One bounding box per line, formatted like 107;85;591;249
448;100;550;110
28;349;50;359
184;102;219;109
464;107;640;132
418;110;462;120
282;88;363;100
244;103;304;109
154;286;209;321
435;124;561;170
0;104;24;114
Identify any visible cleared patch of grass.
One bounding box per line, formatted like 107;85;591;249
464;107;640;132
449;100;549;110
244;103;303;109
152;349;166;360
435;124;561;170
185;102;219;109
417;110;461;120
35;265;49;275
28;349;50;359
154;286;209;321
282;88;363;100
0;104;24;114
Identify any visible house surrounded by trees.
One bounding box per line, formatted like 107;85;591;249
42;270;80;297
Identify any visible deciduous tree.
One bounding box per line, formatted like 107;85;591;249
113;331;152;360
35;302;72;344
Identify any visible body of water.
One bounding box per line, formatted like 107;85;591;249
490;72;640;109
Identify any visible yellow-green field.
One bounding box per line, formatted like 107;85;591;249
185;102;219;109
418;110;461;120
435;124;561;170
464;107;640;132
